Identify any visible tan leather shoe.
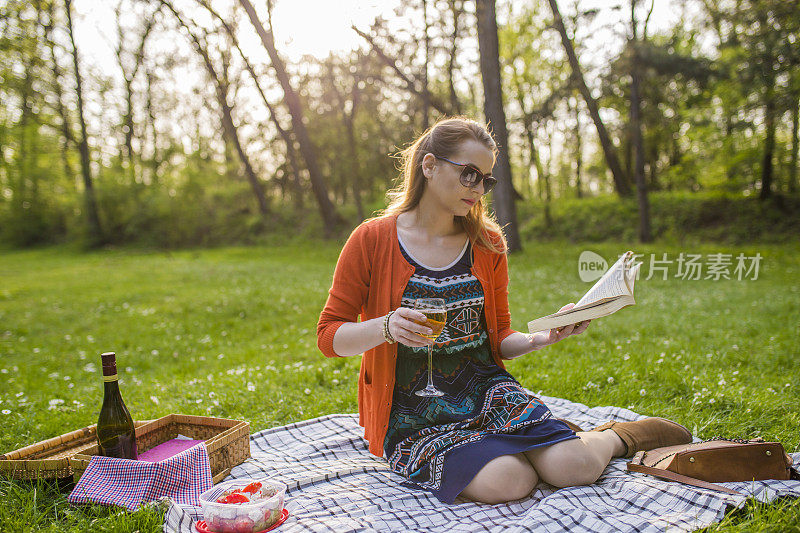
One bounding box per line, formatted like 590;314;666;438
591;417;692;458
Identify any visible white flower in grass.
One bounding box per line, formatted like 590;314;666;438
48;399;65;410
150;396;160;405
333;369;340;375
607;377;615;384
0;369;6;373
1;409;10;415
332;379;340;386
151;349;159;356
639;389;647;396
304;388;311;395
708;398;716;404
247;382;255;392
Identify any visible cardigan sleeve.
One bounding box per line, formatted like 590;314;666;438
493;249;518;344
317;223;373;358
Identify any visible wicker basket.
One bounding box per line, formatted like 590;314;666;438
70;414;250;484
0;421;149;480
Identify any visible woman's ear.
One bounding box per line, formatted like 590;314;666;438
421;153;436;179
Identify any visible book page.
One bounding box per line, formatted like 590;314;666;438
575;252;633;307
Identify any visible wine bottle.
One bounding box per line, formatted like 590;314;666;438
97;352;138;460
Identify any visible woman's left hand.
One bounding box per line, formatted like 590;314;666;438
529;303;591;349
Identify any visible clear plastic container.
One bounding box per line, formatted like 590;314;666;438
199;478;286;533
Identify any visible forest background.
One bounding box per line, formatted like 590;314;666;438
2;0;799;251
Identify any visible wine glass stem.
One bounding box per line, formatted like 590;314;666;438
427;345;435;389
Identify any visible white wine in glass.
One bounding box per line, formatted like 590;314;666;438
413;298;446;397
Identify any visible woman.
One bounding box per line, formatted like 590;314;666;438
317;117;691;504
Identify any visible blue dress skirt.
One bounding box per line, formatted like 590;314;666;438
383;237;578;503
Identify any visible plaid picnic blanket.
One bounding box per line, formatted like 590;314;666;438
163;395;800;532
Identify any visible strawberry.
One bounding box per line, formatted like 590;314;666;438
241;481;262;494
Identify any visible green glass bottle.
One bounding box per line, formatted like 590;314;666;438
97;352;138;459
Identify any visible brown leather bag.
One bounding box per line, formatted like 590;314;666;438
627;438;798;495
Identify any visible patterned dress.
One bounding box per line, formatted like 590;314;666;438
384;235;578;503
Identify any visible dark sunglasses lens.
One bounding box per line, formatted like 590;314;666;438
459;168;476;186
460;167;496;193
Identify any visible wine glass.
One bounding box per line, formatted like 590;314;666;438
413;298;447;397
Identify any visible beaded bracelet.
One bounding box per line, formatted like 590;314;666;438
383;311;396;344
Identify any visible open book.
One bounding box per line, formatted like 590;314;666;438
527;251;641;333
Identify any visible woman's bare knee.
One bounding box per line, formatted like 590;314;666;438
459;453;539;504
525;439;607;488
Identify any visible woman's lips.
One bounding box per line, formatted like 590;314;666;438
462;199;476;207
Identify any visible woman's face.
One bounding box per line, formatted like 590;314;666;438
421;139;495;217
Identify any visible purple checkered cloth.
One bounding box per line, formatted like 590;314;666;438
68;442;212;511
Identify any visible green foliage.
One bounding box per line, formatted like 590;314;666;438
520;190;800;244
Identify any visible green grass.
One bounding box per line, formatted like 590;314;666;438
1;240;798;531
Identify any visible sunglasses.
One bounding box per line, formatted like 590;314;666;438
432;155;497;194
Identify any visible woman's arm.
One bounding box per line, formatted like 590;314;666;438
332;308;433;357
499;303;591;360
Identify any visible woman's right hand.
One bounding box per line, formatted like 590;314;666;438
388;307;435;347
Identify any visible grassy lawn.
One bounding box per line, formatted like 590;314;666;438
0;239;798;531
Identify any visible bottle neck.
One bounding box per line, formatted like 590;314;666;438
103;378;120;396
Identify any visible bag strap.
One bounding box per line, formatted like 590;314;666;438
626;462;743;496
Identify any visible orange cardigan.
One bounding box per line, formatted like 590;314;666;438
316;214;517;457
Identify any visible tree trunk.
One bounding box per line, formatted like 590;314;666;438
65;0;103;246
475;0;521;252
45;12;76;186
421;0;430;130
526;126;552;228
123;78;136;183
547;0;631;197
573;98;583;198
759;85;776;200
447;0;463;115
238;0;341;232
789;92;798;194
343;79;364;221
144;67;160;185
629;3;652;242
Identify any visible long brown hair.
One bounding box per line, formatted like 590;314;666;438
381;117;507;254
